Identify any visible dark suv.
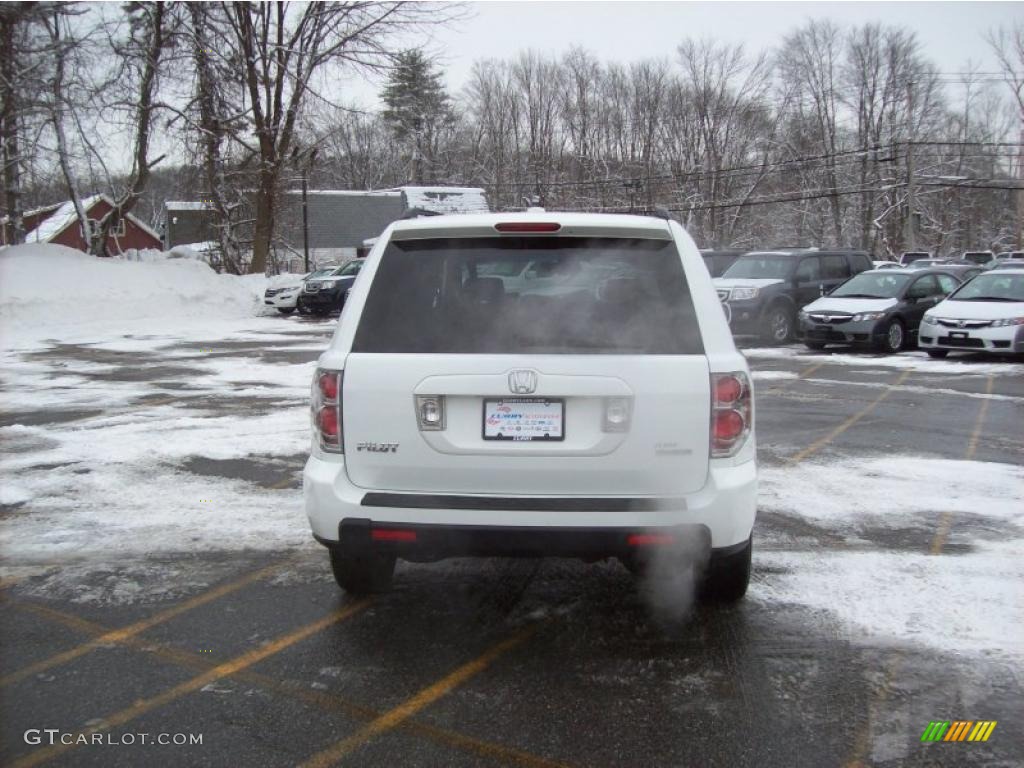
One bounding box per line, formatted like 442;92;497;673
713;249;873;343
298;259;365;315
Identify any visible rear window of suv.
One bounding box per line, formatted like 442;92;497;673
352;236;703;355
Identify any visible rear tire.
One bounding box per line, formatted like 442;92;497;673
926;350;949;359
701;537;752;604
762;305;794;345
329;548;395;594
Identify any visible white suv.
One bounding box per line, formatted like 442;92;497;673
304;212;757;601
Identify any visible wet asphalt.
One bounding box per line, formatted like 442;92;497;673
1;319;1022;767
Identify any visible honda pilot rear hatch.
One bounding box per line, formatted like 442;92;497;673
342;232;711;497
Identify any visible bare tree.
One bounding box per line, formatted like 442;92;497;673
987;22;1024;245
221;1;455;274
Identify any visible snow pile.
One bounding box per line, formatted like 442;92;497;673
0;243;268;348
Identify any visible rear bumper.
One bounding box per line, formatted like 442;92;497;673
304;454;757;553
313;519;738;561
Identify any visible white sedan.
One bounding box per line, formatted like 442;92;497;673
918;268;1024;358
264;273;312;314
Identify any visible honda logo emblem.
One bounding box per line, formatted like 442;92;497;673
508;370;538;394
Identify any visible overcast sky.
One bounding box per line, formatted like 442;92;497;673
345;0;1022;106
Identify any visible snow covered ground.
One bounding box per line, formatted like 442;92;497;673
2;246;1022;663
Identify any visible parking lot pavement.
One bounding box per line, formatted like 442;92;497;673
2;323;1022;767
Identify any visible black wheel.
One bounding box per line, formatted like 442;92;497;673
926;350;949;359
296;297;310;315
761;305;794;344
701;536;752;604
877;318;906;353
329;548;395;594
804;341;826;351
277;307;295;315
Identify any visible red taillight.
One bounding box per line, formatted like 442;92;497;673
713;409;745;441
627;533;675;547
494;222;561;233
371;529;417;542
318;406;339;437
710;371;752;458
318;371;339;401
713;375;743;404
312;368;343;453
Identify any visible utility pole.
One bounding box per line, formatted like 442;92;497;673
301;169;309;273
904;79;917;252
1018;124;1024;247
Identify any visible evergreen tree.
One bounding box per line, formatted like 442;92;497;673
380;50;453;183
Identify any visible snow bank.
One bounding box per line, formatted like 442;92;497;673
0;243;268;349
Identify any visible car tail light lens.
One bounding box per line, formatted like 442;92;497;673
494;222;561;233
415;395;446;431
312;368;343;453
602;397;632;432
711;371;751;458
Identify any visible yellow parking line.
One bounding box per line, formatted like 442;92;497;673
299;623;544;768
13;601;568;768
787;370;912;465
842;655;902;767
0;558;292;687
964;375;994;461
930;374;994;556
10;599;372;768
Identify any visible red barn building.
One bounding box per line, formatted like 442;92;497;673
1;195;162;254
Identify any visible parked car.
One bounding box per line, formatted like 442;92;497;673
961;250;995;266
264;274;306;314
305;211;757;602
294;267;340;315
299;259;366;316
798;268;962;352
875;262;905;270
899;251;931;265
699;249;746;278
987;259;1024;271
934;264;984;282
713;248;873;343
919;268;1024;357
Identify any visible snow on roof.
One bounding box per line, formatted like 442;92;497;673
24;196;102;243
165;201;214;211
394;186;490;214
284;190;402;198
23;194;162;244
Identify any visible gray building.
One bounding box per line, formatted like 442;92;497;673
279;186;489;265
164;201;218;249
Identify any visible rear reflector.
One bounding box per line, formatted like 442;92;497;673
371;529;417;542
627;533;676;547
494;222;561;233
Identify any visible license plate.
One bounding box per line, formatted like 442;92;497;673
949;331;968;339
483;398;564;441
